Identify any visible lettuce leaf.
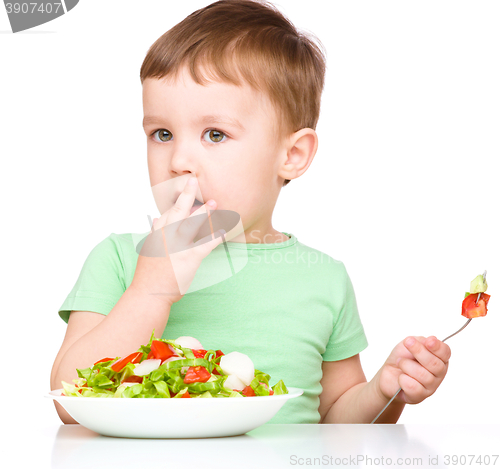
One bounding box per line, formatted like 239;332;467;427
272;380;288;395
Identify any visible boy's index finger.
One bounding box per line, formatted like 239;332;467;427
411;336;451;364
425;336;452;364
167;176;199;224
404;336;450;377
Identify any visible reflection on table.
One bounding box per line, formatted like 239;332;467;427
51;423;500;469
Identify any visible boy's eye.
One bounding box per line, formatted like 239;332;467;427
150;128;227;144
153;129;172;142
203;129;227;143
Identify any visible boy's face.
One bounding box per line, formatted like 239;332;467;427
142;65;288;242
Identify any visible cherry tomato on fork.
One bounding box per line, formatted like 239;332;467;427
462;292;490;318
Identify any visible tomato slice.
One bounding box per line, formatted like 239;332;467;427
181;391;191;398
183;366;211;383
151;340;176;361
122;375;143;384
192;349;207;358
94;357;114;365
462;293;490;318
111;352;143;372
241;385;256;397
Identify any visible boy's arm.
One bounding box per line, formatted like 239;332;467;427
50;285;173;424
319;335;451;423
50;310;106;424
319;355;406;424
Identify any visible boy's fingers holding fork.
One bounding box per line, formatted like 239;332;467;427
403;335;451;366
424;335;452;365
379;335;452;403
402;336;451;373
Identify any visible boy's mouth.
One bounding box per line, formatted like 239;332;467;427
190;198;204;214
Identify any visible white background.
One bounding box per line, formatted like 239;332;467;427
1;0;498;441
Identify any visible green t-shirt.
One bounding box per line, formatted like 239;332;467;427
58;231;368;423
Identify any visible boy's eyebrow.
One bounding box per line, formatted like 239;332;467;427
198;115;245;131
142;114;245;131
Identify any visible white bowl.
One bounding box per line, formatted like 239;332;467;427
45;387;303;438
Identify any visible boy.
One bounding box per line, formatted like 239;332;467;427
50;0;451;425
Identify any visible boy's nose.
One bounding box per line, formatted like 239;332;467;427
169;141;198;174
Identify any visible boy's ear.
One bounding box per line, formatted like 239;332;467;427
278;128;318;182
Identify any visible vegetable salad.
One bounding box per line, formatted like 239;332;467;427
61;332;288;398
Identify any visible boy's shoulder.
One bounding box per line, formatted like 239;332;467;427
86;231;149;273
296;234;344;266
96;231;151;255
291;236;350;279
294;237;343;262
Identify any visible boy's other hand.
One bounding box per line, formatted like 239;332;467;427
131;177;225;306
376;336;452;405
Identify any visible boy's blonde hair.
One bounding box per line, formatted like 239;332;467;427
140;0;326;187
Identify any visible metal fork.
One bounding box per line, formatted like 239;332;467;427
370;270;487;424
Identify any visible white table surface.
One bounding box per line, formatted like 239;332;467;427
11;399;500;469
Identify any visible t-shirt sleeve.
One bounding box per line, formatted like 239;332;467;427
58;233;127;324
322;263;369;361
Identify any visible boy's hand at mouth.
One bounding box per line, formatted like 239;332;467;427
376;336;452;405
131;177;225;306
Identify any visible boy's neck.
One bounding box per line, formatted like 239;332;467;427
229;227;290;244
